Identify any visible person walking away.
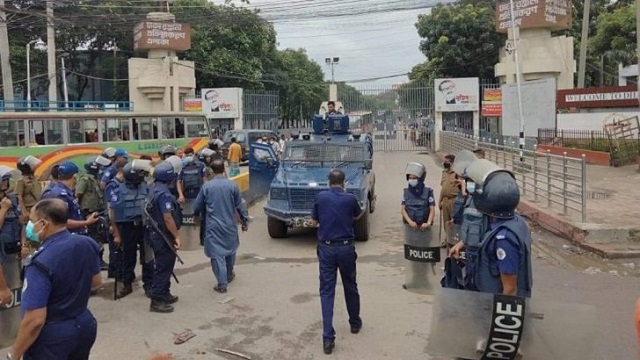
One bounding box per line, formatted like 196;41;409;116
7;198;102;360
400;162;436;290
439;155;459;247
145;161;182;313
41;161;100;235
193;160;248;294
108;162;153;299
308;169;364;355
0;167;22;309
227;137;242;178
77;156;110;271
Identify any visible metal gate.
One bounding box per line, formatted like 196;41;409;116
603;115;640;167
343;82;434;152
243;90;280;131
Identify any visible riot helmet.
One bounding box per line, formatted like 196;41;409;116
405;162;426;182
122;162;144;184
153;161;177;183
198;148;215;163
159;145;177;160
17;155;42;176
164;155;183;175
466;159;520;219
0;165;19;193
101;147;117;160
131;159;152;177
452;150;477;178
84;156;101;176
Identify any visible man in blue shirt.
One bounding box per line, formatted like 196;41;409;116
310;169;364;355
41;161;99;235
7;198;102;360
100;148;128;189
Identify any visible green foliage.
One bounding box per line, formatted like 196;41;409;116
589;4;637;66
411;3;505;82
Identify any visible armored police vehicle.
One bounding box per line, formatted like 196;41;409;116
249;113;376;241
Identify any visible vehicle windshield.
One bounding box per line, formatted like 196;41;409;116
283;143;367;166
222;131;246;143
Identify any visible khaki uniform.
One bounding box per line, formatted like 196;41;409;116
76;174;104;213
439;169;459;245
15;176;43;213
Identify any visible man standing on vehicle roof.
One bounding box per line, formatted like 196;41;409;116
100;148;128;189
326;101;342;116
309;169;364;355
41;161;100;235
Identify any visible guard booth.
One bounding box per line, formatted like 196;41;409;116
0;255;22;347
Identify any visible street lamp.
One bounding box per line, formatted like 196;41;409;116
325;57;340;83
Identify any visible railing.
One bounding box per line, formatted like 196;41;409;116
440;131;588;222
538;128;609;152
0;100;133;112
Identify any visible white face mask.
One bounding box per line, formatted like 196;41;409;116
466;181;476;193
408;179;418;187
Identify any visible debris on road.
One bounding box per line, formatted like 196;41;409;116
254;256;266;260
623;262;636;269
215;348;252;359
218;297;235;304
173;329;197;345
584;267;601;274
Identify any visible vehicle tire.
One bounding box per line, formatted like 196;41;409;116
369;187;376;214
267;216;287;238
355;202;370;242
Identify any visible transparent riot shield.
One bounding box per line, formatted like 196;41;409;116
452;150;478;176
178;199;200;251
427;288;597;360
0;255;23;348
403;223;440;295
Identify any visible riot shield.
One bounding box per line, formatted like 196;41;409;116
465;159;503;186
0;255;22;348
452;150;477;177
403;223;440;295
19;155;42;169
178;199;200;251
94;155;112;167
427;288;597;360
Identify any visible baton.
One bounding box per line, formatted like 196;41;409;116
438;211;443;243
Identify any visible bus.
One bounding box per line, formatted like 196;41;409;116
0;111;211;180
348;111;374;134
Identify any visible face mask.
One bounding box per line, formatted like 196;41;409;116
182;156;193;166
408;179;418;187
466;181;476;194
444;162;451;169
26;220;44;243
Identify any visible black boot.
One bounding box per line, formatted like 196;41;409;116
116;284;133;299
159;294;179;304
150;299;174;313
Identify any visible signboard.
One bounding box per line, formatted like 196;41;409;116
495;0;572;33
133;21;191;51
183;99;202;112
482;88;503;117
557;85;639;109
201;88;243;119
434;78;480;112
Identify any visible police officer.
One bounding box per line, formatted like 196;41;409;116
178;147;206;201
309;169;363;355
77;156;110;271
159;145;181;200
0;167;21;308
15;156;43;223
108;161;153;299
146;161;182;313
400;162;436;290
450;162;532;297
439;155;459;247
41;161;100;234
100;148;128;189
44;164;60;192
7;198;101;360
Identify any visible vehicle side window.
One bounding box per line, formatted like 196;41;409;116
102;118;131;142
253;148;272;162
0;120;23;147
69;119;99;144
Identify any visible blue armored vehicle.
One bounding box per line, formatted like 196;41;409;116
249;114;376;241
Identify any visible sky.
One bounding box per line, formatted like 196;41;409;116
212;0;450;87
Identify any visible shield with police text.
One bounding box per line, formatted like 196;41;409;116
427;288;597;360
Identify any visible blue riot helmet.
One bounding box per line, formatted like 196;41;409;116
153;161;177;183
159;145;177;160
466;159;520;219
405;162;426;182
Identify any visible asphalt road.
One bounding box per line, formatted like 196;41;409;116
2;151;638;360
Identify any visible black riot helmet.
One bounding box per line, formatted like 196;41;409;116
17;155;42;176
467;159;520;219
122;162;143;184
84;156;101;177
159;145;177;160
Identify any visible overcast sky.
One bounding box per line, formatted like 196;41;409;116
212;0;447;87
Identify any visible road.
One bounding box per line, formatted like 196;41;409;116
2;151;638;360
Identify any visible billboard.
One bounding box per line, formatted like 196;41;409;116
133;21;191;51
434;78;480;112
501;78;556;137
201;88;243;119
482;88;503;117
183;99;202;112
495;0;572;33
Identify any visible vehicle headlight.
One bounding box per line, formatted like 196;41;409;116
270;188;286;200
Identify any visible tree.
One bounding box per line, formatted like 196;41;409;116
589;4;636;67
412;3;505;83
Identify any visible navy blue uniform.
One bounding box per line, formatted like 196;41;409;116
100;163;117;185
41;182;86;235
21;231;100;359
103;179;123;277
108;180;152;290
147;183;181;299
311;187;363;343
178;161;206;200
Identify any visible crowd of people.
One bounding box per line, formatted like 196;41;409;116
0;139;248;360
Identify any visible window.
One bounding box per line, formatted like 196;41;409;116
45;119;63;145
161;117;176;139
253;148;272;162
68;119;98;144
0;120;22;147
185;117;205;138
102;118;130;142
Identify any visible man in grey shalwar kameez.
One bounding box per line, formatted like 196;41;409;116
193;160;249;293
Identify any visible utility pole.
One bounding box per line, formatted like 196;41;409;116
60;54;69;109
577;0;591;88
0;0;15;103
46;0;57;106
508;0;525;161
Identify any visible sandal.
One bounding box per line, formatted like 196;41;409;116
173;329;196;345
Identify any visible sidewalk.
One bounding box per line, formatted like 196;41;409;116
435;152;640;258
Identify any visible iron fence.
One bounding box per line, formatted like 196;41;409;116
538;128;609;152
440;131;588;222
243;90;279;130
